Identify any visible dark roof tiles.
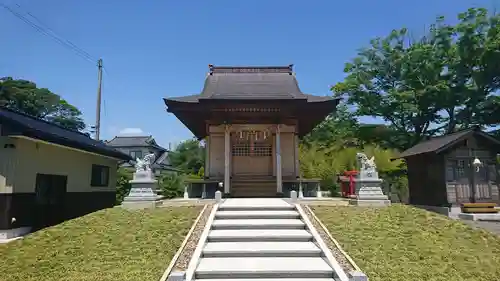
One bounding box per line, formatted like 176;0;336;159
166;65;335;101
107;135;168;151
396;127;500;159
0;107;131;161
107;136;153;147
163;65;341;139
200;72;306;100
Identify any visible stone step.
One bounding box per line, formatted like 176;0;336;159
231;186;276;190
230;193;278;198
219;199;295;211
231;190;276;195
202;241;322;257
232;183;276;187
195;257;334;279
208;229;312;242
218;205;295;211
211;219;305;230
195;279;335;281
215;210;300;219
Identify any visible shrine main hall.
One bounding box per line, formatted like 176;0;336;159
164;65;340;198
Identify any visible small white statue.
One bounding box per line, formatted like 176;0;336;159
356;152;377;176
134;153;156;172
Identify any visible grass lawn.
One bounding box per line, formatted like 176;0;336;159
311;204;500;281
0;206;203;281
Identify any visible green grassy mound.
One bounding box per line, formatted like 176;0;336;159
312;204;500;281
0;206;202;281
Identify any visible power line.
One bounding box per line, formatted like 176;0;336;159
14;3;97;62
2;2;108;141
0;2;97;64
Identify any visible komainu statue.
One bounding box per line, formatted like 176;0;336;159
356;152;377;177
134;153;156;172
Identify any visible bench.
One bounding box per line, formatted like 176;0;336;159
461;203;499;214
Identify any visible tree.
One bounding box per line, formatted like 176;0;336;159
158;173;185;198
168;138;205;175
333;8;500;149
302;103;359;148
332;28;447;149
450;8;500;128
0;77;86;131
356;124;410;150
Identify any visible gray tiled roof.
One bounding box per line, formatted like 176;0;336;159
108;136;152;146
167;65;333;101
0;106;131;161
163;65;341;139
396;127;500;159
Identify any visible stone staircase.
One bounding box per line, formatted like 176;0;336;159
188;198;347;281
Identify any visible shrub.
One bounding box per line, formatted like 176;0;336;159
115;168;133;205
299;142;408;198
158;173;185;199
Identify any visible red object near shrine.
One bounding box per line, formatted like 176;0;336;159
338;170;358;198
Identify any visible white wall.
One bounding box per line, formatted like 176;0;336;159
10;138;119;193
0;137;17;194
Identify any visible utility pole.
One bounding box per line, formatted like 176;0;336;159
95;58;103;140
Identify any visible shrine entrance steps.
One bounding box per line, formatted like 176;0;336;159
190;198;347;281
230;176;276;197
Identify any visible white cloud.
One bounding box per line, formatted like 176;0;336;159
119;127;145;135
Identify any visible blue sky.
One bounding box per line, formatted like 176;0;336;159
1;0;497;147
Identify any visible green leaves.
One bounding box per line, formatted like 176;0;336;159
0;77;86;131
158;173;185;199
168;138;205;175
333;7;500;149
302;103;359;148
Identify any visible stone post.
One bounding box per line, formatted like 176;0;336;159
183;184;189;199
215;191;222;203
298;181;304;198
316;182;322;198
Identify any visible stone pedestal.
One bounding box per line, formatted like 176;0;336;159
350;170;390;207
122;170;163;210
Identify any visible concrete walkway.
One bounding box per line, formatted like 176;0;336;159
189;198;348;281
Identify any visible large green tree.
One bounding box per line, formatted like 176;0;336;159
302;102;411;150
333;7;500;149
168;138;205;175
0;77;86;131
302;103;359;148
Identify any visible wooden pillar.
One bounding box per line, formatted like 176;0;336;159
205;136;210;178
276;124;282;194
224;125;230;194
294;133;300;178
